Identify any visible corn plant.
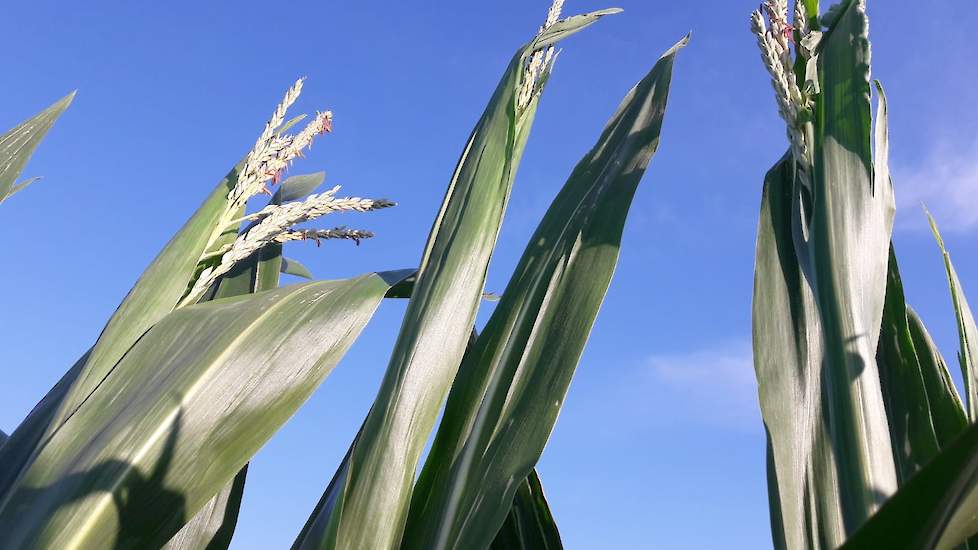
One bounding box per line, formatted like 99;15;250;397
751;1;978;548
0;2;686;548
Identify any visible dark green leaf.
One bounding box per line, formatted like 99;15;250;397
840;419;978;550
490;469;562;550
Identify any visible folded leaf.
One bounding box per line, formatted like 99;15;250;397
0;92;74;204
0;270;412;549
402;34;686;549
755;2;898;545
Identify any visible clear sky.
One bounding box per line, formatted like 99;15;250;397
2;1;976;549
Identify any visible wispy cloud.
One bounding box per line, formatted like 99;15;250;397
644;341;761;430
893;141;978;232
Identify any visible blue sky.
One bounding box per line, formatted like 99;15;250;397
2;1;977;548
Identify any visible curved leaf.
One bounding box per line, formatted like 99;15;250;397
402;35;686;549
292;11;618;550
0;270;413;549
282;257;315;280
0;92;74;204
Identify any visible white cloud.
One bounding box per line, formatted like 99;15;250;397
645;341;761;430
893;142;978;232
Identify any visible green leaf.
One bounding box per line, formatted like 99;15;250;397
754;2;898;545
162;467;247;550
292;11;618;550
840;418;978;550
0;349;89;498
0;92;74;204
272;172;325;204
906;306;968;447
402;35;686;550
928;213;978;421
877;246;948;483
50;167;240;430
489;469;562;550
164;228;288;549
0;270;413;549
282;257;314;280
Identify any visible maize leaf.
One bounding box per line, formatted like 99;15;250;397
0;270;413;549
291;10;619;550
754;2;898;545
489;469;562;550
928;214;978;420
0;92;73;204
402;34;685;549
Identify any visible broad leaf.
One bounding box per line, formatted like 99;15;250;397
0;270;412;549
164;230;289;549
490;469;562;550
0;92;74;204
754;2;897;546
291;10;619;550
402;34;685;549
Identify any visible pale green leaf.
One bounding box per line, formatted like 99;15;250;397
282;257;314;280
928;213;978;421
0;92;73;204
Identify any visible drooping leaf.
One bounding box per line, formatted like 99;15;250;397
928;213;978;421
0;92;74;204
0;270;413;549
840;418;978;550
401;34;685;550
291;10;619;550
489;469;562;550
754;1;898;545
282;257;314;280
